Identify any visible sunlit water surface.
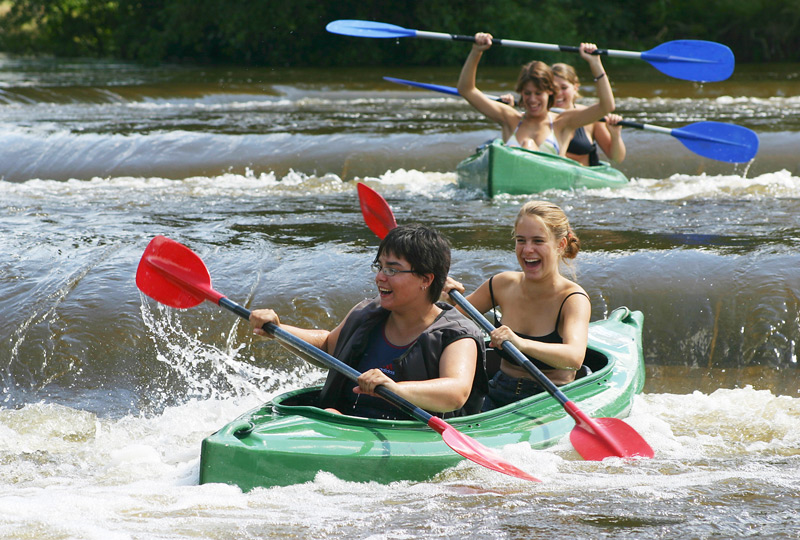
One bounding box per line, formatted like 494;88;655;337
1;55;799;539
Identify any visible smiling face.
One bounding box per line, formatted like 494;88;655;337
514;215;564;280
520;81;553;117
374;223;451;304
515;60;556;114
553;75;578;109
373;251;431;311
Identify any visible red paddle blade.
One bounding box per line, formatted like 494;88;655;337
568;413;654;461
429;417;540;482
136;235;224;308
357;182;397;240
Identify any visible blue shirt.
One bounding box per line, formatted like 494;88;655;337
339;323;413;419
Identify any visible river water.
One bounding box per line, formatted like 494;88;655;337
1;53;799;538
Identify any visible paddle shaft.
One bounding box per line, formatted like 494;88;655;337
448;292;565;400
404;30;637;59
448;290;629;455
217;297;438;425
329;20;734;82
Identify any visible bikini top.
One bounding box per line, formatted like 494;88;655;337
567;126;600;166
505;116;560;155
488;275;589;369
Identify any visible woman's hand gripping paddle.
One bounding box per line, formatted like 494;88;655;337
448;291;654;460
357;184;654;460
136;234;539;482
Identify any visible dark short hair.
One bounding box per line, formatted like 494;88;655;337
374;224;451;303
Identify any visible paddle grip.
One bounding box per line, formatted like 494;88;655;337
451;34;476;43
557;45;607;56
618;120;646;130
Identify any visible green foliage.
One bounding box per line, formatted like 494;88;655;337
0;0;798;64
647;0;800;62
0;0;120;56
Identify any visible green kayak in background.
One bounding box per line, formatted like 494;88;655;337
199;307;645;491
457;139;630;197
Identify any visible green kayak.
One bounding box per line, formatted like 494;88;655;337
456;139;629;197
200;307;645;491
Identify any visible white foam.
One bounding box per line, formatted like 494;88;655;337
1;387;798;537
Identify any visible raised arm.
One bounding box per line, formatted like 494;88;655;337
457;32;520;140
555;43;615;136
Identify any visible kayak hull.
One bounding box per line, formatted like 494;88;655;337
200;307;645;490
456;139;629;196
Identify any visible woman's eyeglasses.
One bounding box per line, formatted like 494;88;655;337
371;262;416;277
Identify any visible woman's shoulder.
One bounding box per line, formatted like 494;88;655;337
558;281;590;305
485;271;525;299
503;109;525;128
491;271;522;287
340;296;383;324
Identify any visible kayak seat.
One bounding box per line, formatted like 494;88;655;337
582;348;608;374
575;363;592;380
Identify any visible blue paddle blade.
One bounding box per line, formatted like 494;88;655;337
641;40;734;82
383;77;461;97
672;121;759;163
326;20;416;39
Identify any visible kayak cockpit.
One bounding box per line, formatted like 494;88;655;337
270;346;611;420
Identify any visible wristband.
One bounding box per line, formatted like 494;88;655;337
593;72;606;82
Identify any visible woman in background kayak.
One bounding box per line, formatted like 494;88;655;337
500;63;627;165
442;201;591;410
458;32;616;156
249;224;488;420
552;62;626;165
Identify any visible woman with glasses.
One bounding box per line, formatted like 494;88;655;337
442;201;591;410
249;224;488;420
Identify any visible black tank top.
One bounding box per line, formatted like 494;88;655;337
488;275;589;370
567;126;600;166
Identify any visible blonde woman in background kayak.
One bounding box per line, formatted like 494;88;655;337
500;63;626;165
458;32;616;156
442;200;591;410
552;62;626;165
